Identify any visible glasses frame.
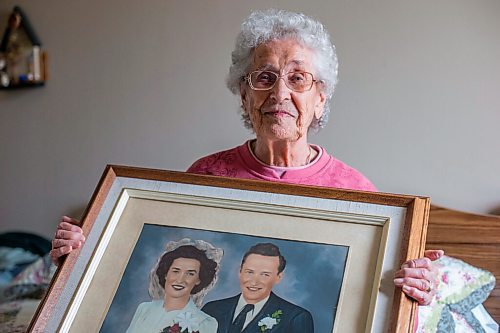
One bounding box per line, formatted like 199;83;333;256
245;70;319;93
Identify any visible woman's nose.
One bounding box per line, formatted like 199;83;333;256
176;274;186;283
270;77;292;102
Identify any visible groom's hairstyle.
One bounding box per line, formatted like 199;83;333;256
241;243;286;274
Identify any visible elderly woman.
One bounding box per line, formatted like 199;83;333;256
51;9;441;308
126;239;222;333
188;10;374;191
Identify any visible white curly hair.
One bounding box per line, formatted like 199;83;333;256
227;8;339;131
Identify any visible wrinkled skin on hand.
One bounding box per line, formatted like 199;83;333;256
394;250;444;305
50;216;85;266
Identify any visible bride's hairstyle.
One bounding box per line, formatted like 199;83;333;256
149;238;223;307
155;245;217;294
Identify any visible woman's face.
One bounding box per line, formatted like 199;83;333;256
240;38;326;142
164;258;201;300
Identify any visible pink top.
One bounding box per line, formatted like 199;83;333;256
187;141;376;191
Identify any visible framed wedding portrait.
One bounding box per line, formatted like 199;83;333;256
29;165;430;333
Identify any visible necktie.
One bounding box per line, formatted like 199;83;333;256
230;303;255;333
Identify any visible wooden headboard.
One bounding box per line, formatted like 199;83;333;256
426;204;500;323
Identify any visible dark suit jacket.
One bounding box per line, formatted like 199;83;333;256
202;292;313;333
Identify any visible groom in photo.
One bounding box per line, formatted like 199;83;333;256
202;243;314;333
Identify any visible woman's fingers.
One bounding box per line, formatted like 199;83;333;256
394;254;441;305
400;257;432;270
424;249;444;261
402;285;433;306
52;238;82;249
55;228;85;242
51;216;85;265
394;276;431;292
394;266;433;281
50;245;73;265
61;215;80;225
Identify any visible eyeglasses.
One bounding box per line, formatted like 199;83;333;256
245;70;318;93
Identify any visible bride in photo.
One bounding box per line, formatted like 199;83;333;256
126;238;223;333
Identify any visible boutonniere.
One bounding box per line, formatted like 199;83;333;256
258;310;282;332
160;311;200;333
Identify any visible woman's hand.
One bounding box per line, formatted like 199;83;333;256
393;249;444;305
49;216;85;265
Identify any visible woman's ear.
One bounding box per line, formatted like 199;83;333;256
314;90;326;119
240;83;249;113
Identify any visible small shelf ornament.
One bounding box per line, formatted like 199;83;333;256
0;6;48;89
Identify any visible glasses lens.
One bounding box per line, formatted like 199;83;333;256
248;71;314;92
286;72;313;92
250;71;278;89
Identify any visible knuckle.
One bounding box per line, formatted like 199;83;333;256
419;280;428;291
407;287;418;297
403;268;415;277
422;257;432;268
71;224;82;233
423;269;433;280
69;232;81;241
52;239;62;248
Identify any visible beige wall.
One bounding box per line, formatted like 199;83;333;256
1;0;499;238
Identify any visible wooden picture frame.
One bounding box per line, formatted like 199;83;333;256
29;165;429;333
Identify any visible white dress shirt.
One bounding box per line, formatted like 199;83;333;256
233;295;270;330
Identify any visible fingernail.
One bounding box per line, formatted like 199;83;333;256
394;278;404;285
403;285;411;292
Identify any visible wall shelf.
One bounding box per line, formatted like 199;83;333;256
0;6;48;89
